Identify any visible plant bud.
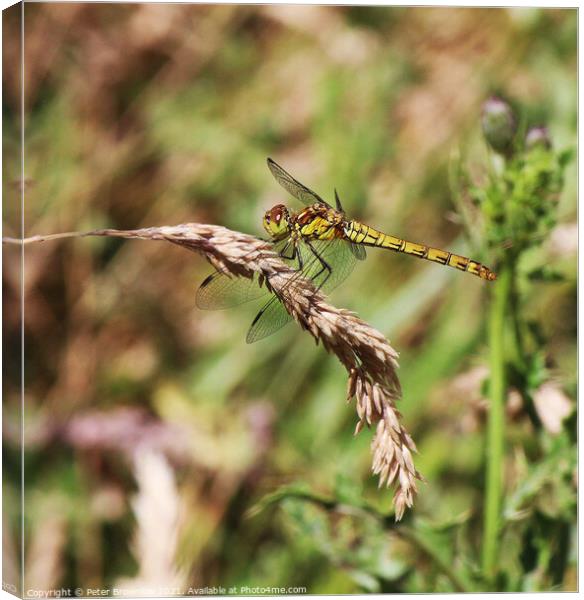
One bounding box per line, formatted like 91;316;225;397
525;126;552;150
481;97;517;155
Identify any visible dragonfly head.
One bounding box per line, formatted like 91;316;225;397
263;204;291;240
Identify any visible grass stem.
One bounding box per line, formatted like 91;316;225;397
482;261;512;578
3;232;87;245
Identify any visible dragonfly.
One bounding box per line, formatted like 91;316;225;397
197;158;497;343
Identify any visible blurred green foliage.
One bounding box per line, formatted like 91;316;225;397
3;4;576;594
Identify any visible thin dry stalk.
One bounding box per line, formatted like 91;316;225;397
118;450;186;594
5;223;422;519
24;513;67;594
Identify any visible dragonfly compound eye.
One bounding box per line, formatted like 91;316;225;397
263;204;290;238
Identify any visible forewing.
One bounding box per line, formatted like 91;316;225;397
267;158;331;208
196;271;270;310
246;296;294;344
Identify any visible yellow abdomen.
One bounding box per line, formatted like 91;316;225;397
344;220;496;281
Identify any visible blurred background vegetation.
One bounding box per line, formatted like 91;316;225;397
2;4;576;594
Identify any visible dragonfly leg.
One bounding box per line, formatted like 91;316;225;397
279;239;295;260
295;243;304;271
305;240;332;290
279;240;305;274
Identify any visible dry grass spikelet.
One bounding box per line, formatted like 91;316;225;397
6;222;423;519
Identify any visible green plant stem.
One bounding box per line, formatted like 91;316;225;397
508;275;526;371
508;276;542;429
482;261;512;578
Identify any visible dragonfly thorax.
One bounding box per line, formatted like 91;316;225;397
263;204;292;240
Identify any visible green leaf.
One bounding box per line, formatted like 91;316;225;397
504;434;576;521
245;483;332;519
526;266;566;283
557;147;575;168
347;569;380;592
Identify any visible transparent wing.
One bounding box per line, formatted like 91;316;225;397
267;158;332;208
197;236;360;343
244;239;357;342
246;296;294;344
350;243;367;261
196;239;293;310
196;271;271;310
